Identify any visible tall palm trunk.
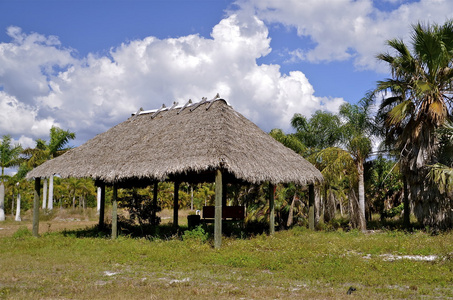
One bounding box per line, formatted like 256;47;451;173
15;193;21;221
42;178;47;209
48;175;54;210
357;161;366;231
402;174;410;228
0;182;5;221
408;131;453;228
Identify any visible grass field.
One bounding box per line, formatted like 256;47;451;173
0;209;452;299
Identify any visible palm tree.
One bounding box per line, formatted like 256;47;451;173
269;129;307;155
314;147;356;225
376;20;453;228
426;121;453;195
338;95;375;230
25;126;75;210
0;135;23;221
291;111;341;156
11;164;29;221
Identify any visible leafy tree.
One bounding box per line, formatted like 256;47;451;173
269;129;306;155
291;111;341;155
0;135;23;221
376;20;453;228
193;183;215;208
25;126;75;210
119;188;161;231
314;147;355;225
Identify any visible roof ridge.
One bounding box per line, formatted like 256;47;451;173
132;94;229;117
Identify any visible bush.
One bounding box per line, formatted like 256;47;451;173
119;189;161;227
382;203;404;219
182;225;208;243
12;226;32;239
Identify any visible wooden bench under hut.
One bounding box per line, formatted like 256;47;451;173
26;95;323;248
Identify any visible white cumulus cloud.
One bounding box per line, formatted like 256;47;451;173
240;0;453;72
0;12;341;146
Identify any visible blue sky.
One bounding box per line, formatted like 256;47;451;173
1;0;452;151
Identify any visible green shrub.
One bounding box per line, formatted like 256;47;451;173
12;226;32;239
382;203;404;219
182;225;208;243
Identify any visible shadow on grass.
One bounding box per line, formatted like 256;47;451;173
61;219;276;241
60;216;433;241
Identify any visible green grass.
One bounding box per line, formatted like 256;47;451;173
1;227;453;299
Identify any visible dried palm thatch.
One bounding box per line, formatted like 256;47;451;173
26;98;323;186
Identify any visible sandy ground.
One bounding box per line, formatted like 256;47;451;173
0;215;98;237
0;208;192;237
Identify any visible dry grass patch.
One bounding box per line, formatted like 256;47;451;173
1;220;453;299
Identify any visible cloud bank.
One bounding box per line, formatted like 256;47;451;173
243;0;453;71
0;13;342;146
1;0;453;149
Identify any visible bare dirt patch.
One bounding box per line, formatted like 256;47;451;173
0;209;98;237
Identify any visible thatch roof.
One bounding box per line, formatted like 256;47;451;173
26;98;323;186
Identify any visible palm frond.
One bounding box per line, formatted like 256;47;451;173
387;100;414;126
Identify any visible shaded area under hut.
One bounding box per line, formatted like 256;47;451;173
26;96;323;248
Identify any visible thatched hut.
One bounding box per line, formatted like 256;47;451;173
27;96;323;247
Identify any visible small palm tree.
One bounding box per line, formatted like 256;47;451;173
0;135;23;221
25;127;75;210
291;111;341;156
269;129;307;155
338;95;375;230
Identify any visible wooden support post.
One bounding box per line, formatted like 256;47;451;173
309;184;315;230
214;169;222;249
33;178;41;237
112;183;118;239
173;181;180;227
98;183;105;230
269;183;275;235
153;182;158;224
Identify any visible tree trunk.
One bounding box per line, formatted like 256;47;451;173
0;182;5;221
190;185;194;210
214;169;222;249
314;185;321;225
48;175;54;210
403;174;410;228
324;187;336;222
405;131;453;229
15;193;21;221
42;178;47;209
11;191;15;217
33;178;40;237
287;192;297;227
339;196;344;217
348;188;360;229
357;161;367;231
97;186;101;214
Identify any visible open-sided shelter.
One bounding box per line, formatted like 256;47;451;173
27;96;323;247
